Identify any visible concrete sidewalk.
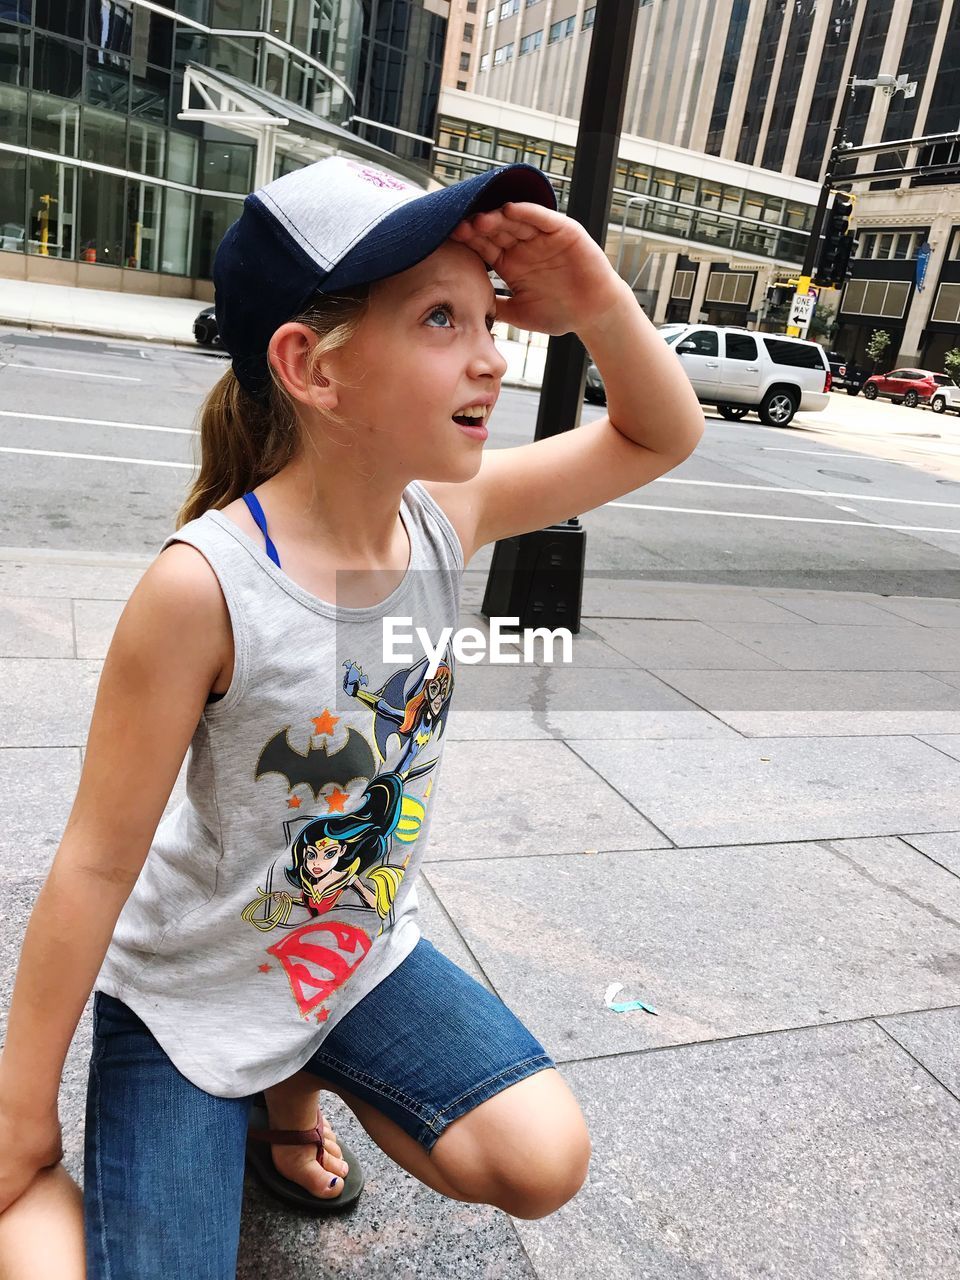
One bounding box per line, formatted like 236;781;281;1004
0;276;549;389
2;544;959;1278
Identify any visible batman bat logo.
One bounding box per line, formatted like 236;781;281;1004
256;726;376;799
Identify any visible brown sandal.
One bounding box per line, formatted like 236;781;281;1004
245;1092;365;1213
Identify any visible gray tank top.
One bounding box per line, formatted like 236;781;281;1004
94;481;463;1096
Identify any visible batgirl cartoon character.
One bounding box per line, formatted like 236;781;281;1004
342;649;454;772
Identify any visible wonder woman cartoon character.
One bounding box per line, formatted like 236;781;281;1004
242;761;433;934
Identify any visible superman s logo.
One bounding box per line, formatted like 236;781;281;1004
268;921;372;1019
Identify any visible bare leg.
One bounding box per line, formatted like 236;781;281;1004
315;1066;592;1220
0;1164;85;1280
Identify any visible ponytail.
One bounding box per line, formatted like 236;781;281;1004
177;284;371;527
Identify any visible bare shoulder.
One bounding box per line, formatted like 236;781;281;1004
131;540;233;690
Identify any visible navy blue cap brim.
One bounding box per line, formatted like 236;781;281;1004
321;163;558;294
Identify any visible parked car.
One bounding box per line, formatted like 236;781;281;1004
193;304;220;347
585;360;606;404
825;350;868;395
861;368;954;407
927;382;960;415
654;324;830;427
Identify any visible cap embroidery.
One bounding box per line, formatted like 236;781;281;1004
345;160;412;192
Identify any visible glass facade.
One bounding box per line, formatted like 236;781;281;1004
735;0;786;167
869;0;940;190
704;0;749;157
761;0;817;173
437;114;815;267
0;0;443;281
795;0;855;182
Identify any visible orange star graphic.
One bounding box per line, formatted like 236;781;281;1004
287;794;302;809
325;787;349;812
258;964;271;973
312;709;340;736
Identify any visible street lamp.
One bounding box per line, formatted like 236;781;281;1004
615;193;650;276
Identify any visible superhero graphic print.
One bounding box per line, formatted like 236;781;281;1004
242;647;454;1021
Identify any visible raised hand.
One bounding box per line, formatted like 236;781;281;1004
447;201;626;338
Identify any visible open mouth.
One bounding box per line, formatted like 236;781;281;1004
452;404;490;428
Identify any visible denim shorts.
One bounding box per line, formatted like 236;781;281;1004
84;937;553;1279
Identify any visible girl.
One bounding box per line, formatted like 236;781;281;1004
0;155;704;1278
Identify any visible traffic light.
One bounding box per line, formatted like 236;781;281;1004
814;192;856;288
766;283;793;307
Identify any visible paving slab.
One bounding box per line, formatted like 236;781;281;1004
916;733;960;763
448;662;737;740
0;596;74;657
651;669;960;736
426;837;960;1061
760;593;924;626
580;580;804;622
871;596;960;627
0;658;103;746
878;1007;960;1099
426;739;669;862
899;830;960;877
926;671;960;693
0;557;146;600
514;1022;960;1280
0;747;82;880
707;620;960;669
587;619;783;669
74;598;124;659
568;735;960;845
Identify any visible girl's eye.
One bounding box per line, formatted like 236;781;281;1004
425;304;453;328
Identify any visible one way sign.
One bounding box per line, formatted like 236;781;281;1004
788;288;819;335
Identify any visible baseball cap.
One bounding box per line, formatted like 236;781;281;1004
213;155;559;398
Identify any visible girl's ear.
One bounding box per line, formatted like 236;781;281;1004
267;322;339;411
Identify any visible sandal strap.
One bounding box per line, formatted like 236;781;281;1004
248;1106;325;1154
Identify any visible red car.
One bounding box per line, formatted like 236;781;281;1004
861;368;955;407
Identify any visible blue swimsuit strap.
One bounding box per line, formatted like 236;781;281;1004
241;491;282;569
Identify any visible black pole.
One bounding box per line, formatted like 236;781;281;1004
481;0;642;633
533;0;643;441
798;76;857;280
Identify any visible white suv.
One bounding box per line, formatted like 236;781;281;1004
659;324;831;427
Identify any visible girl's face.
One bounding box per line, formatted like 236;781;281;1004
330;239;509;483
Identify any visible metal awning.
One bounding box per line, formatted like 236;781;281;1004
180;64;438;190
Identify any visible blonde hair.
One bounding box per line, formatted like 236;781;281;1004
177;284;371;527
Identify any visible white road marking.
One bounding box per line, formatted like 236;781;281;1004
656;476;960;509
607;501;960;536
0;410;195;435
0;446;192;469
4;362;141;381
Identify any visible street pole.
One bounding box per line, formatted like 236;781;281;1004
481;0;642;632
786;75;857;337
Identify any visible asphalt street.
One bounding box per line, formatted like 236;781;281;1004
2;326;960;601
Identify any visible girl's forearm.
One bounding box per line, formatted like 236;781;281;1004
0;861;132;1115
578;280;705;456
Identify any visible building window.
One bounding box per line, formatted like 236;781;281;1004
493;42;514;64
456;79;467;89
704;272;753;305
500;0;519;17
549;16;576;42
520;29;542;55
479;51;490;70
932;283;960;324
583;6;596;28
841;278;910;319
459;52;470;70
467;0;477;10
486;8;495;26
463;22;474;42
526;0;543;6
671;269;694;300
858;232;877;258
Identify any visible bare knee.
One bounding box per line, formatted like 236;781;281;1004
491;1121;592;1218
